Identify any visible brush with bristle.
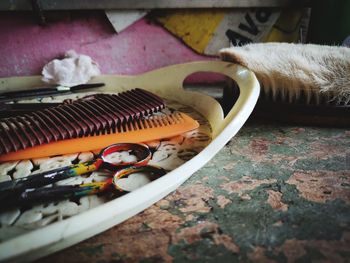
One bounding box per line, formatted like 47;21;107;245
220;43;350;126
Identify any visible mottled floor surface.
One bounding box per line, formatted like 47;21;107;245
39;121;350;263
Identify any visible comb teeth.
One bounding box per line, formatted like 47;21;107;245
0;89;165;155
119;112;185;133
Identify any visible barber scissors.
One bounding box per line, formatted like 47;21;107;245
0;143;166;209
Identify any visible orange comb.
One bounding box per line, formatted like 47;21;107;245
0;112;199;162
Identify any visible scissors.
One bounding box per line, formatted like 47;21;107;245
0;143;166;209
4;164;166;209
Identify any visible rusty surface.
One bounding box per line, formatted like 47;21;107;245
39;121;350;263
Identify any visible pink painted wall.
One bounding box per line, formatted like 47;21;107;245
0;11;222;83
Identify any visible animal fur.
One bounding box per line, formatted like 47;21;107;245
220;43;350;104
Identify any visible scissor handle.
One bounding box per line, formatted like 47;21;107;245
113;165;166;192
1;165;166;210
0;143;150;195
0;143;152;209
1;165;165;210
100;143;151;167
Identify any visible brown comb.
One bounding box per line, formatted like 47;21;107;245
0;112;199;161
0;89;165;155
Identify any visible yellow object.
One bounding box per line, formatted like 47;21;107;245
156;10;226;54
155;8;306;55
0;113;198;161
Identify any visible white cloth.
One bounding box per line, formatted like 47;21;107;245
42;50;100;86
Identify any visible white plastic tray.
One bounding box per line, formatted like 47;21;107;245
0;61;260;262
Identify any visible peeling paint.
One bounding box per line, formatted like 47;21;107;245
217;195;232;208
168;184;214;213
287;171;350;203
221;176;277;196
173;221;239;253
267;190;288;211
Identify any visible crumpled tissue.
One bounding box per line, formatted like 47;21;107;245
42;50;100;86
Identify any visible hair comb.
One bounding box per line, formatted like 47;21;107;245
0;88;167;156
0;112;199;161
0;89;199;161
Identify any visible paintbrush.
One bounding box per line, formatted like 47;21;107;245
0;82;105;103
0;83;105;118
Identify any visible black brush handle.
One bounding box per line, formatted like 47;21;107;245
0;165;75;196
0;159;98;194
0;185;90;210
0;83;105;102
0;87;59;101
0;166;81;210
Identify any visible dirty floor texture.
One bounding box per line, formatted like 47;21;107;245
39;121;350;263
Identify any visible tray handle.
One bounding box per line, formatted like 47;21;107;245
167;61;260;138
